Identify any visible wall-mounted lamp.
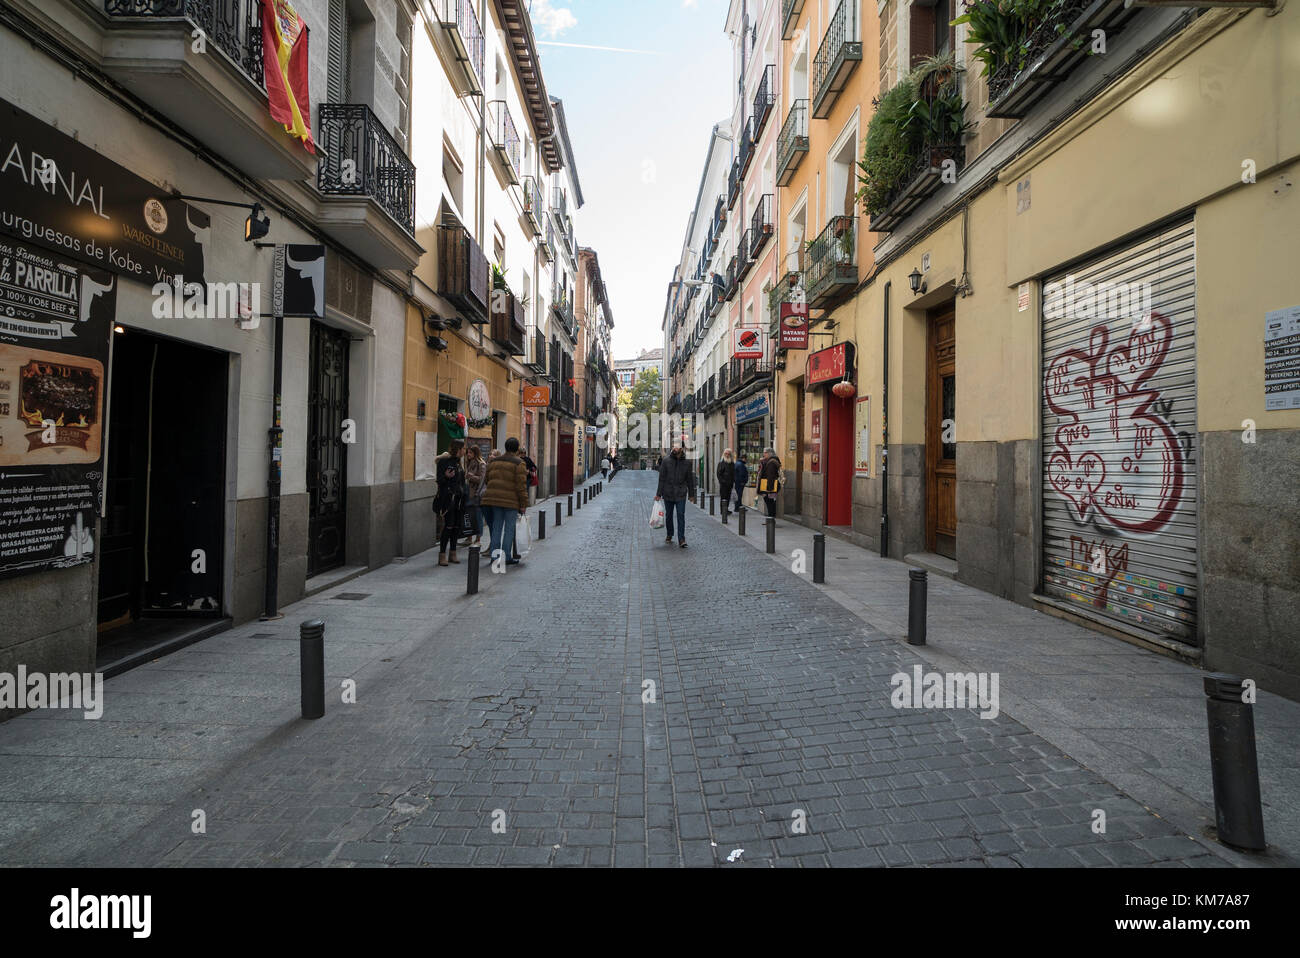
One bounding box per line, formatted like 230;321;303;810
170;193;271;242
909;267;927;296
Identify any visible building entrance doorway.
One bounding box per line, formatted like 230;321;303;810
824;392;855;526
926;308;957;559
557;431;574;494
307;322;349;577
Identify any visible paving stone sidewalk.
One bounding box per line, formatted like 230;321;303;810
0;472;1278;867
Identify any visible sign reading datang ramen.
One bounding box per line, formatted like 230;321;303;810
779;302;809;349
0;100;209;287
0;237;115;578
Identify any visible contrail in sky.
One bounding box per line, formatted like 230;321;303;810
537;40;664;55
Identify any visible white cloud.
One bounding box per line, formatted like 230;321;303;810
531;0;578;39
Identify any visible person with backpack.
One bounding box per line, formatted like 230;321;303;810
655;444;697;548
432;441;467;567
480;437;530;567
758;447;782;519
732;453;749;512
716;449;736;515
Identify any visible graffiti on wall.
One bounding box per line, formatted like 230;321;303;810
1043;313;1194;624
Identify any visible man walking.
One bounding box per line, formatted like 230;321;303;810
480;437;529;567
732;453;749;512
655;444;696;548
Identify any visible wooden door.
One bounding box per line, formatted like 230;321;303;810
925;309;957;559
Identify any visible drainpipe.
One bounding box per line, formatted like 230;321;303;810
880;280;890;558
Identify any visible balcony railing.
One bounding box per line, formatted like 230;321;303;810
738;118;755;178
528;327;547;372
782;0;805;41
869;142;966;233
437;221;490;322
739;228;755;279
106;0;264;87
434;0;485;94
490;285;526;356
725;254;740;301
553;186;568;222
708;275;725;318
777;99;809;187
317;103;416;234
750;195;773;257
804;215;857;309
542;216;556;263
522;175;543;236
486;100;521;184
727;157;741;210
984;0;1139;119
752;65;776;140
551;287;575;336
812;0;861;119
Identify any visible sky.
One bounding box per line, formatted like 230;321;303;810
528;0;734;361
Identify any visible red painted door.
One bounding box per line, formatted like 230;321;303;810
825;393;855;527
558;434;574;495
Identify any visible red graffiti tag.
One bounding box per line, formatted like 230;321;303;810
1044;314;1185;535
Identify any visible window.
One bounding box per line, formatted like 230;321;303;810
493;224;505;270
395;5;413;150
934;0;953;57
443;141;464;216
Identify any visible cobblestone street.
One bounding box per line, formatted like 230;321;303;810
2;472;1280;868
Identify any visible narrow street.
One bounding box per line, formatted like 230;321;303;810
3;471;1290;868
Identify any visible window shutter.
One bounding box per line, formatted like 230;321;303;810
328;0;351;104
909;5;935;68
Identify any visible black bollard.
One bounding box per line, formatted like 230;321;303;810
907;569;927;646
722;504;728;525
556;501;562;528
538;508;546;541
567;494;573;516
709;495;716;516
300;620;324;719
1204;674;1266;851
813;534;825;583
765;516;776;554
466;545;480;594
738;508;746;537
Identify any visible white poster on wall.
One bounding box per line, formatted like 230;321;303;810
415;431;437;480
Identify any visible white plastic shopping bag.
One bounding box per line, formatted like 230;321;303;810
515;512;533;556
649;500;666;529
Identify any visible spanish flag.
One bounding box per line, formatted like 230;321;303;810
261;0;315;153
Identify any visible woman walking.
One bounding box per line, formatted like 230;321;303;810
757;448;782;519
433;440;467;566
463;443;487;549
716;448;736;515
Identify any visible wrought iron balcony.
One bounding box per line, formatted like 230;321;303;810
551;287;575;336
708;275;726;318
433;0;485;96
486;100;521;185
750;195;773;257
438;221;490;322
727;157;741;210
541;216;556;263
812;0;861;119
553;186;568;222
738;118;755;178
528;328;548;372
739;228;755;279
106;0;264;86
804;215;857;309
782;0;805;40
777;99;809;187
317;103;416;234
725;255;740;301
713;194;727;234
869;143;965;234
521;175;543;236
752;65;776;141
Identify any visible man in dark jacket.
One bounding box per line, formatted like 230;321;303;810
716;450;736;516
655;445;697;548
732;454;750;512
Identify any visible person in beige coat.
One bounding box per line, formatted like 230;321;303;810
480;437;529;565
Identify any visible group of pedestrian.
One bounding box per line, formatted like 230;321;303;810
432;437;535;570
654;446;783;551
715;449;749;513
599;453;621;482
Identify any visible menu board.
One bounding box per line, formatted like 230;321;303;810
0;237;114;578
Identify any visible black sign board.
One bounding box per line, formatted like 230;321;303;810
0;99;209;287
0;236;115;578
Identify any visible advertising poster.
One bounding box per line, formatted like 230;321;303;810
1264;304;1300;411
0;236;115;578
855;395;871;476
810;408;821;474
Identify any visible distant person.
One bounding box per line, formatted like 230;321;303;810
600;455;610;480
655;444;696;549
481;437;529;567
609;454;621;481
433;440;466;566
463;443;487;549
732;453;749;512
716;449;736;515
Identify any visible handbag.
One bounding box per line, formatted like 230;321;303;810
758;476;781;494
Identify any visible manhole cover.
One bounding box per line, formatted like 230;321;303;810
333;593;371;601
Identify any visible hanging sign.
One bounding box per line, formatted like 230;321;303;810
522;384;550;407
735;392;770;424
779;302;809;349
0;236;115;579
807;342;854;387
733;326;764;359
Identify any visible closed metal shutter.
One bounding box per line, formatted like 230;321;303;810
1041;220;1198;644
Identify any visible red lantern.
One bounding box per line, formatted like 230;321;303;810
832;380;855;399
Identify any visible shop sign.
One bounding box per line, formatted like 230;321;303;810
733;326;764;359
735;392;769;425
522;384;550;407
807;342;854;387
0;236;115;578
810;409;821;474
779;302;808;349
0;100;210;287
468;378;491;421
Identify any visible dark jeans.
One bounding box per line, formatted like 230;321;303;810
733;483;746;511
438;502;464;553
762;495;777;518
662;498;687;542
719;482;733;511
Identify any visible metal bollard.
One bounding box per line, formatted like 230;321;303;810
738;508;746;537
722;504;728;525
538;508;546;541
466;545;480;595
567;495;573;517
577;489;582;509
300;620;324;719
556;501;562;528
765;516;776;554
709;495;716;516
907;569;927;646
813;534;825;583
1204;674;1266;851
